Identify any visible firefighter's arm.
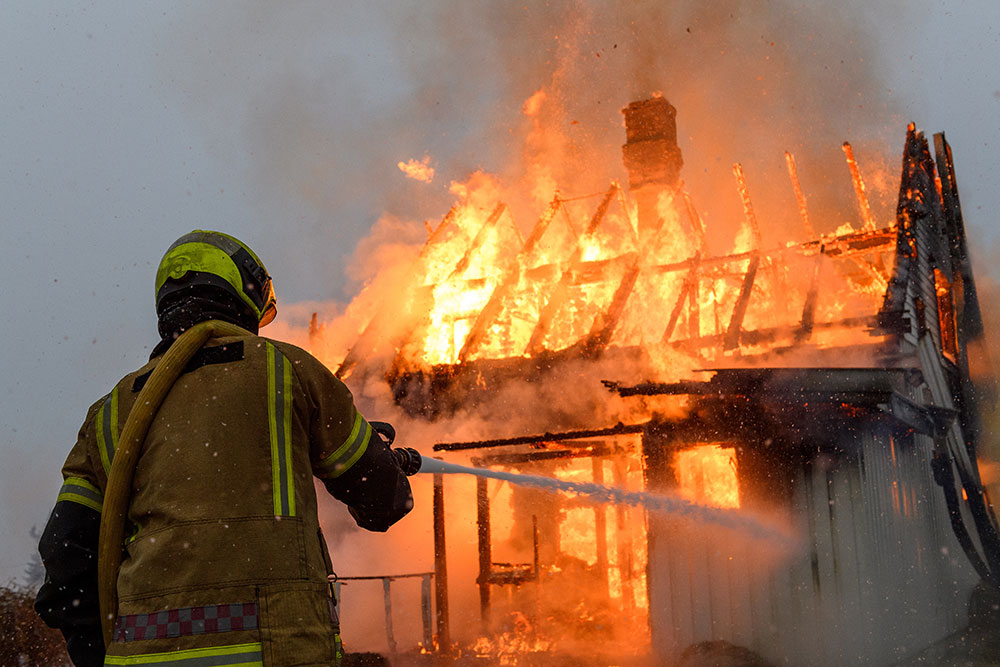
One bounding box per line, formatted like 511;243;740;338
315;407;415;532
289;348;414;531
35;402;106;667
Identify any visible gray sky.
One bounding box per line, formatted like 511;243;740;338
2;1;999;583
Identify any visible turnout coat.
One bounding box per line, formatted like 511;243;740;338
36;330;413;667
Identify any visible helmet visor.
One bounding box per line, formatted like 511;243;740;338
258;278;277;327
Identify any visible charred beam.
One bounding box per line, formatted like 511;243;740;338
723;253;760;350
515;228;894;284
605;367;912;402
592;457;609;593
682;192;709;254
674;313;878;351
448;203;508;279
733;163;763;248
662;253;701;343
794;253;822;344
476;477;491;631
433;421;647;452
423;206;459;256
391;202;510;374
471;442;630;467
433;474;450;649
843;142;876;230
785;151;817;239
583;254;640;354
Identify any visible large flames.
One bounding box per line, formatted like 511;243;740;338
334;104;894;383
675;444;740;509
305;90;900;660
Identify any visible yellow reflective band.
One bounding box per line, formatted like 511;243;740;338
103;642;263;666
57;477;103;513
266;343;295;517
96;387;120;476
317;411;372;479
156;242;261;319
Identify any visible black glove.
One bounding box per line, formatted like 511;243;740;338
370;421;396;446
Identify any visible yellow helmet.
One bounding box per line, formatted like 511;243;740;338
155;230;277;327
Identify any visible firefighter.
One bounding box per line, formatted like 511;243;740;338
35;230;418;666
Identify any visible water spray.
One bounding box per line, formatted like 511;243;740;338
406;451;792;546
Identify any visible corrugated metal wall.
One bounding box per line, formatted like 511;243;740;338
646;422;976;665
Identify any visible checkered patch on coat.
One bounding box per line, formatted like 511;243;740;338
113;602;258;642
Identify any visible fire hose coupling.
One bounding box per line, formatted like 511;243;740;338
392;447;422;476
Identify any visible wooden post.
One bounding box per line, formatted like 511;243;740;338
476;476;492;631
433;474;450;649
592;457;609;596
420;574;434;651
382;578;397;654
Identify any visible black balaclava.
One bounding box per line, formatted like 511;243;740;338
152;284;259;358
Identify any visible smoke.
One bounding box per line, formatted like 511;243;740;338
159;0;940;655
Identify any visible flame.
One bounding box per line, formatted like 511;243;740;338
675;444;740;509
397;155;435;183
360;151;896;375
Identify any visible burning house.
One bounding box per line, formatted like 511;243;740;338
324;97;997;666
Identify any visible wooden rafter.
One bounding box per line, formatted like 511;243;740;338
526;185;619;356
794;253;823;344
662;253;702;343
723;254;760;351
582;254;641;354
457;196;563;363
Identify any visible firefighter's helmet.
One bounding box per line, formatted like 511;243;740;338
155;230;277;327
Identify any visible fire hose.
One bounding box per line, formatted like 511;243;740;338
97;319;422;646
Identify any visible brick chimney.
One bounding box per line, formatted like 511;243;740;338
621;97;684;239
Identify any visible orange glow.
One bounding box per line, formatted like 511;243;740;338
675;444;740;509
397;155;435;183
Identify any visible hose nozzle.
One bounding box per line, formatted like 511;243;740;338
392;447;422;476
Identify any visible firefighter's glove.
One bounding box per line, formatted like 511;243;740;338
370;421;396;446
392;447;422;476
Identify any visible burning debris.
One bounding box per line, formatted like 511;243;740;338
310;96;996;666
